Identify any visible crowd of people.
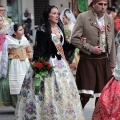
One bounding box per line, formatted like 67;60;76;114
0;0;120;119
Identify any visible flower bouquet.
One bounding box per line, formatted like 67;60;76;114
32;58;53;95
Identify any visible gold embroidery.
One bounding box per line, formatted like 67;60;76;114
14;54;19;58
52;35;66;60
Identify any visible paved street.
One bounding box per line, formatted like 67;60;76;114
0;98;95;120
0;107;14;120
84;98;95;120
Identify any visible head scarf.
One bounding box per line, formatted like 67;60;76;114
88;0;108;10
60;8;76;24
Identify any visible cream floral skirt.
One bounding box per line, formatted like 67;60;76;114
15;57;84;120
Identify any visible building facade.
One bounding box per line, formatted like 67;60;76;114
0;0;70;26
0;0;117;26
0;0;34;24
0;0;117;43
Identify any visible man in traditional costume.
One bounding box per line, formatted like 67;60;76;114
71;0;116;108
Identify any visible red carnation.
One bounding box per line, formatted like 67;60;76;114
47;64;51;69
35;62;43;68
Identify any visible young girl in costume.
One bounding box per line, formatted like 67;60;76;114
0;23;32;107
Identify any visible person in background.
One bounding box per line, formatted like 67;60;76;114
106;7;112;17
0;6;12;26
114;8;120;33
106;7;116;19
60;8;80;75
22;8;34;42
0;23;32;107
0;14;13;107
15;5;84;120
60;8;76;42
111;6;117;18
71;0;116;109
22;23;32;43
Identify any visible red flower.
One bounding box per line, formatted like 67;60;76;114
35;62;43;68
47;64;51;69
32;58;54;95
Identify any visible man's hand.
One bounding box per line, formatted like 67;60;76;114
92;46;103;55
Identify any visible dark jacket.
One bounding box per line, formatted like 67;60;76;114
33;24;75;62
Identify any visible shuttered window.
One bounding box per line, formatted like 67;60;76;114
34;0;49;25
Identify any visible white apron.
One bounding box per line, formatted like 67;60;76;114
7;35;31;94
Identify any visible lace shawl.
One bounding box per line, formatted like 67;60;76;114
0;15;9;78
7;35;30;49
0;34;8;78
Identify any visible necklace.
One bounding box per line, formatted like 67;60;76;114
51;27;61;38
18;40;21;45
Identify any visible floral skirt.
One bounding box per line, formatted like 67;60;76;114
15;57;84;120
92;77;120;120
